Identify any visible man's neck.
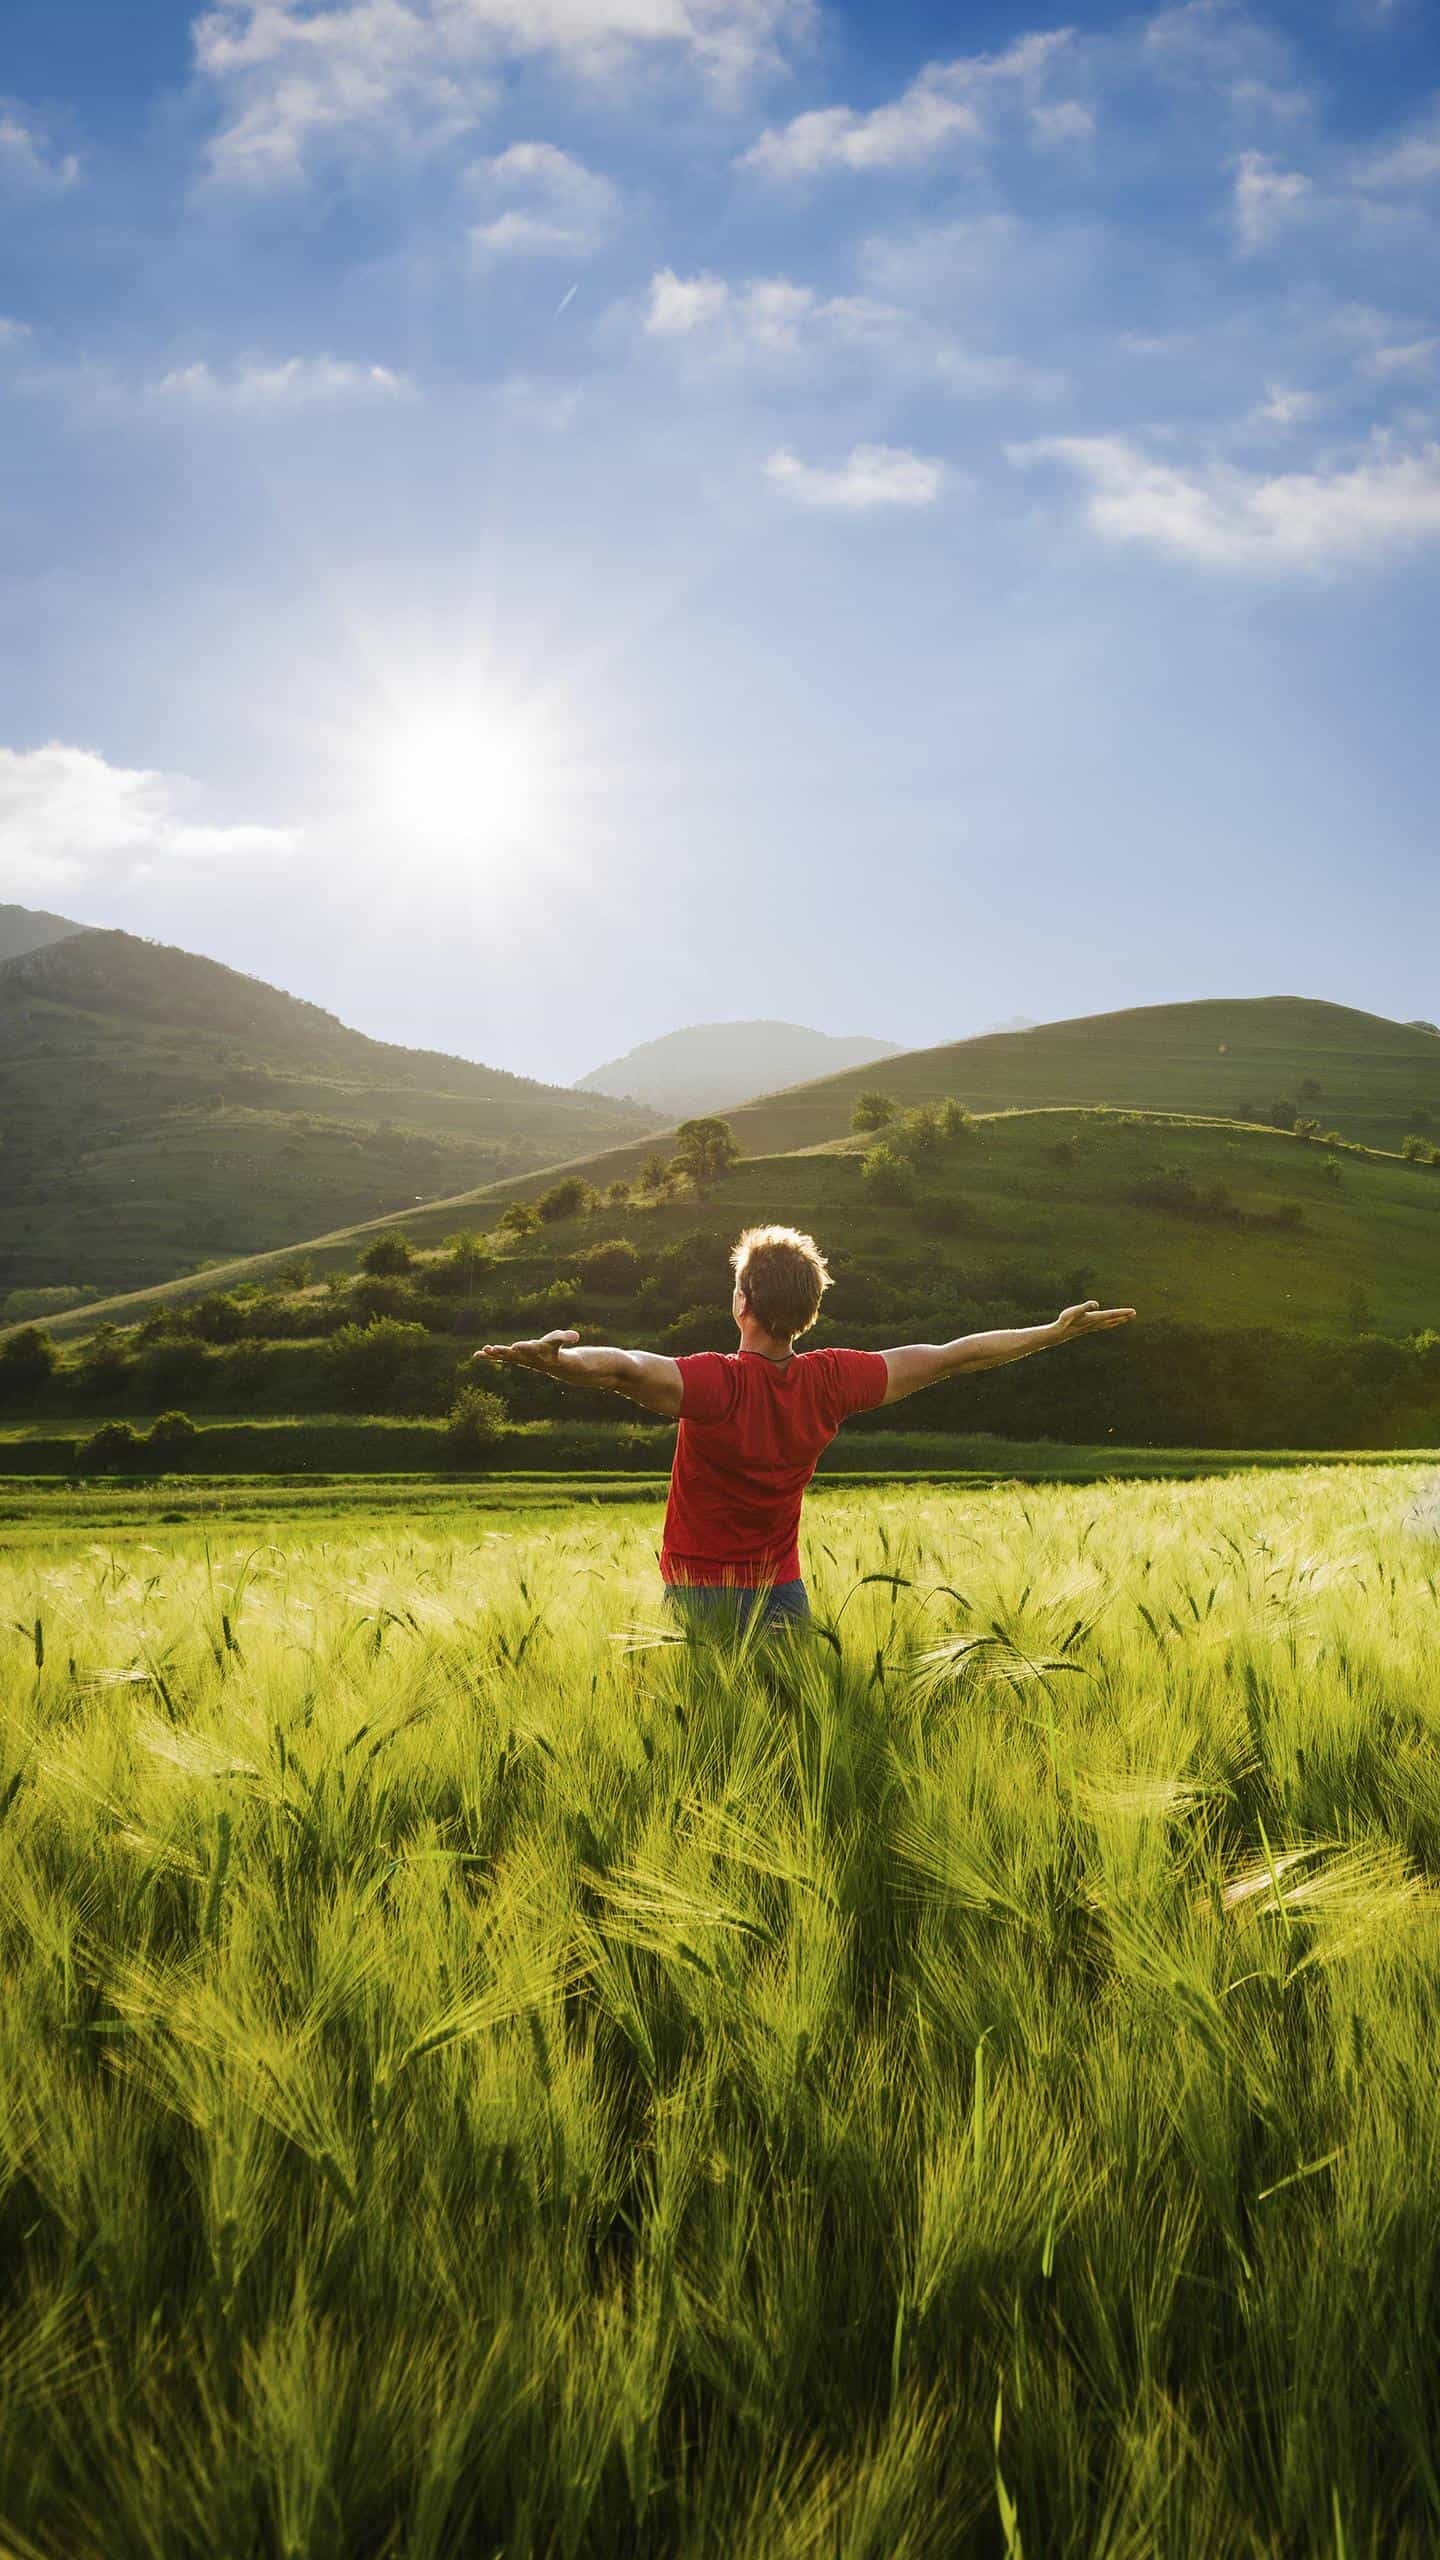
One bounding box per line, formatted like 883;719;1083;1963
737;1318;795;1361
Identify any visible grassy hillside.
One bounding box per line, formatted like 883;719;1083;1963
22;994;1440;1353
10;1103;1440;1453
0;926;654;1295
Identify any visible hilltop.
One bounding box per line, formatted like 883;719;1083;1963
0;902;82;963
0;923;654;1296
576;1019;900;1116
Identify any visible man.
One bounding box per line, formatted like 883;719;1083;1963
479;1223;1135;1632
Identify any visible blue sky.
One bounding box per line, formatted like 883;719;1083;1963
1;0;1437;1082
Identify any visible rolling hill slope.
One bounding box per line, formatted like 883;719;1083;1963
0;925;655;1295
16;993;1440;1351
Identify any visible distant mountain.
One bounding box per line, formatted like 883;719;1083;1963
0;920;651;1293
577;1020;902;1118
0;901;84;963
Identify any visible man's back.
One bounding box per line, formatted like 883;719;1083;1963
662;1346;887;1587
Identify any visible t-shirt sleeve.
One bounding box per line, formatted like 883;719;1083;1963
675;1351;740;1425
822;1348;889;1424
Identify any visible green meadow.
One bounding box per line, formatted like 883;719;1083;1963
4;1467;1440;2555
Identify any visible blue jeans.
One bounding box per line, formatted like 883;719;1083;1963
663;1578;812;1635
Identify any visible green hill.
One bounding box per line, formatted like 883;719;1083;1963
0;901;82;963
8;1101;1440;1454
0;925;655;1296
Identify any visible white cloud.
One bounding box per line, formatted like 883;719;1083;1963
147;354;415;408
1030;99;1095;144
1230;148;1310;251
0;317;32;347
0;744;300;897
739;30;1075;179
1251;382;1320;428
764;442;947;511
467;141;619;264
1349;94;1440;192
642;266;901;355
194;0;813;187
1008;430;1440;571
644;268;733;335
1361;336;1440;380
1141;0;1310;115
0;100;80;193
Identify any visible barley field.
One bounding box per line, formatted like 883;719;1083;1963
3;1470;1440;2558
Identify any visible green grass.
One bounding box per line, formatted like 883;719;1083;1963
19;1095;1434;1361
4;1469;1440;2552
22;996;1440;1345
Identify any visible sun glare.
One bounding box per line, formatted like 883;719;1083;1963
369;692;553;856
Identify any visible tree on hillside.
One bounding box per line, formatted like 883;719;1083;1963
498;1200;539;1239
851;1090;897;1133
670;1118;740;1194
538;1177;598;1225
362;1231;414;1276
445;1231;492;1295
638;1154;669;1195
0;1326;57;1398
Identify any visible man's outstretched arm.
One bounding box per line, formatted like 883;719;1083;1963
475;1329;684;1418
880;1299;1135;1406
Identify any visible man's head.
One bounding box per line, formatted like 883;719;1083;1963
730;1225;831;1345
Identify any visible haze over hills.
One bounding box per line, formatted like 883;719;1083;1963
0;919;654;1295
24;991;1440;1349
576;1020;901;1118
0;902;84;964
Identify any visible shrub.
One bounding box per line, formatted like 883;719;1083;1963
1266;1098;1299;1132
851;1091;897;1134
0;1327;57;1397
137;1338;210;1407
937;1097;974;1138
571;1239;643;1296
637;1155;669;1195
664;1304;730;1355
443;1387;508;1465
328;1319;433;1411
1401;1134;1429;1162
276;1256;313;1290
350;1274;415;1323
361;1231;414;1277
193;1293;249;1345
861;1147;917;1207
893;1105;944;1162
78;1324;135;1401
76;1419;145;1475
604;1181;631;1207
147;1411;198;1458
498;1200;540;1239
444;1231;492;1289
537;1179;597;1226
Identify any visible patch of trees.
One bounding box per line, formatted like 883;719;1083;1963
852;1320;1440;1451
1129;1169;1305;1232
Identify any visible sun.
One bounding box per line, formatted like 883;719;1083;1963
368;690;553;857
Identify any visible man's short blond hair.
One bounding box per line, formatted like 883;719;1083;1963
731;1225;831;1342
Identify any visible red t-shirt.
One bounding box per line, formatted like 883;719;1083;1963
660;1346;889;1587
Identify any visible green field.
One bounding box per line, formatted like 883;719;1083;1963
4;1469;1440;2553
